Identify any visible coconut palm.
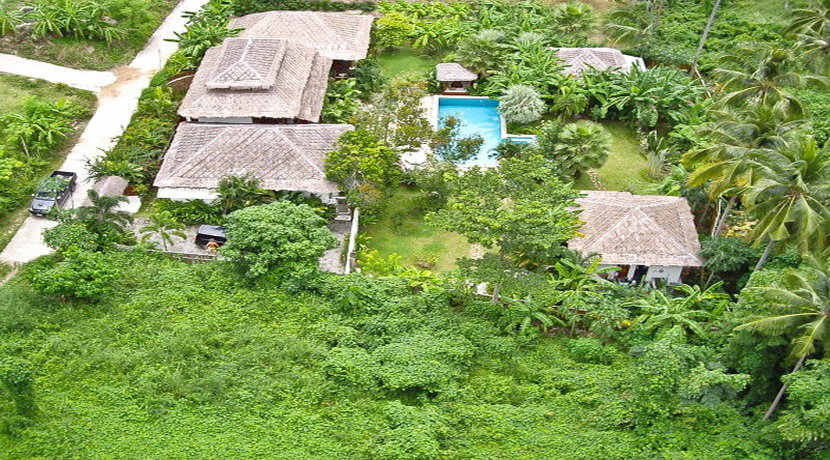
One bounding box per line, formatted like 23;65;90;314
712;44;828;116
140;211;187;252
684;106;805;236
690;0;722;75
736;255;830;420
604;2;660;51
744;137;830;269
69;190;133;247
784;0;830;75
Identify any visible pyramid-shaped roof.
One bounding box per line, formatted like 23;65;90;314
552;47;631;76
179;38;331;122
568;191;703;267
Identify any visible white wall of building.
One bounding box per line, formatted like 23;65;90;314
645;265;683;284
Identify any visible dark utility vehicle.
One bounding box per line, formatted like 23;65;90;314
195;225;228;248
29;170;77;216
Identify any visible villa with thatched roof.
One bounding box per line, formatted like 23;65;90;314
178;38;331;124
568;191;703;284
229;11;374;76
551;47;645;77
436;63;478;93
154;123;353;203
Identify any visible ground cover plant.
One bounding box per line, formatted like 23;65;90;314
0;250;799;458
0;0;178;70
5;0;830;457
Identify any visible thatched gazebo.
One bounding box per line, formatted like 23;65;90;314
436;63;478;94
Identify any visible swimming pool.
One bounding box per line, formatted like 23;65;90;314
437;97;504;167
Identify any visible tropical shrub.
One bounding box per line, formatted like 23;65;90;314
498;84;545;125
221;201;336;281
1;98;87;159
231;0;376;15
27;250;121;301
28;0;126;43
584;66;706;130
152;198;222;225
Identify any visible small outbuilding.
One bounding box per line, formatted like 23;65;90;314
436;63;478;94
568;191;703;285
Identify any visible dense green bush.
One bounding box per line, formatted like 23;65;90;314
568;337;616;365
0;251;794;457
231;0;376;15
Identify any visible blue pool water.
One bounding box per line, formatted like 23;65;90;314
437;97;502;167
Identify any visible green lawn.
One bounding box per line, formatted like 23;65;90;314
376;48;443;79
575;122;652;194
360;187;471;272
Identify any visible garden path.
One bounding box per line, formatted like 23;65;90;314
0;54;116;92
0;0;210;265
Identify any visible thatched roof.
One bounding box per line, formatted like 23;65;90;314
436;63;478;82
551;47;633;76
229;11;374;61
569;191;703;267
154;123;353;195
178;38;331;122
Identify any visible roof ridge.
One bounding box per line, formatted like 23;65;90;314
276;127;325;176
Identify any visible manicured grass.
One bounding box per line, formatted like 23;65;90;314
361;187;471;272
0;0;177;70
575;122;653;193
376;48;443;79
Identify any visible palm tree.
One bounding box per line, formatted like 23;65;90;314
554;120;611;178
784;0;830;75
215;174;270;215
690;0;723;75
140;211;187;252
455;29;510;76
604;2;659;51
712;44;828;116
735;255;830;420
73;190;133;242
553;1;596;46
683;106;805;236
744;137;830;269
629;283;727;342
501;295;564;335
